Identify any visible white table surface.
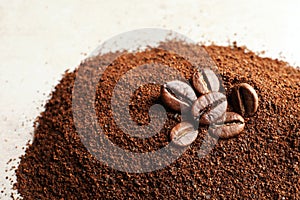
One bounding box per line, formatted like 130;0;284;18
0;0;299;199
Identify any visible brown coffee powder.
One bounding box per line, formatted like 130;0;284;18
15;42;300;199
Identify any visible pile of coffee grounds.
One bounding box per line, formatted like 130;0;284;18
15;42;299;199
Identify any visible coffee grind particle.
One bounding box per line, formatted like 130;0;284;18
15;42;300;199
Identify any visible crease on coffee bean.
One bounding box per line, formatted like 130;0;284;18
168;81;196;100
238;87;246;114
165;86;193;106
193;71;209;94
194;97;226;119
202;70;211;91
210;119;244;128
195;105;211;121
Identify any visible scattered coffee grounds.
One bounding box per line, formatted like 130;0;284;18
15;41;300;199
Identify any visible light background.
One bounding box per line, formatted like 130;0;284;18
0;0;299;198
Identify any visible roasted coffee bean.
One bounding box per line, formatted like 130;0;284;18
209;112;245;139
192;68;220;94
170;122;198;147
161;80;197;112
231;83;258;117
191;92;227;124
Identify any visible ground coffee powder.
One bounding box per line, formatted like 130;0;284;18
15;42;300;199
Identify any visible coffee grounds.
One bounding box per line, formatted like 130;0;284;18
15;42;300;199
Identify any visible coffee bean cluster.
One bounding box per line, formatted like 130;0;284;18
161;68;258;146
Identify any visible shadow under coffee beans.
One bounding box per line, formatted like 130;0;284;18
14;42;300;199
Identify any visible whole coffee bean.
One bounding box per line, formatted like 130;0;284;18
192;68;220;95
231;83;258;117
170;122;198;147
209;112;245;139
191;92;227;124
161;80;197;112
